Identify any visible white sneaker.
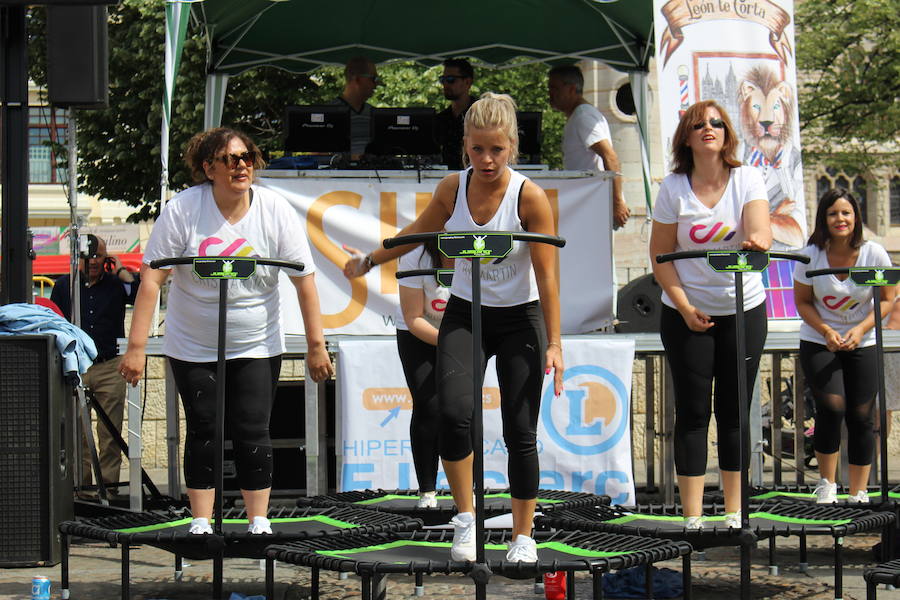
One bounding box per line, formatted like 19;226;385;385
723;511;741;529
814;478;838;504
189;517;212;535
506;535;538;563
506;535;537;562
450;512;476;561
248;516;272;534
847;490;870;504
416;491;438;509
684;516;703;530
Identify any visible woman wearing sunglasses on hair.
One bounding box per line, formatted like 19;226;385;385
648;100;771;530
120;127;334;535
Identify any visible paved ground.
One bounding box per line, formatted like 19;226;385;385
1;530;899;599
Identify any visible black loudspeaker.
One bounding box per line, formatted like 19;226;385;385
46;5;109;108
0;335;74;567
615;273;663;333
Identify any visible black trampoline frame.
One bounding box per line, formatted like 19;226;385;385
537;501;895;600
58;493;422;598
264;529;693;600
864;558;900;599
296;488;609;526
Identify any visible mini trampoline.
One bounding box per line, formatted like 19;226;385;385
863;558;900;599
537;502;895;599
296;488;607;525
264;529;693;600
58;505;422;600
738;484;900;505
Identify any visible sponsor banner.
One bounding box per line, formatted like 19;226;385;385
653;0;806;318
27;225;142;256
338;337;635;504
260;174;614;335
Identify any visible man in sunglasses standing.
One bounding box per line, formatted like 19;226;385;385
435;58;476;170
548;64;629;229
335;56;380;157
51;235;139;498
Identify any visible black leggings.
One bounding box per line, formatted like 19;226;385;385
800;341;876;465
168;356;282;490
396;329;440;492
660;303;767;476
437;295;546;500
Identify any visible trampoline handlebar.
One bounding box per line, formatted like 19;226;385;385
396;268;437;280
149;256;305;272
805;267;848;278
655;250;810;264
383;231;566;249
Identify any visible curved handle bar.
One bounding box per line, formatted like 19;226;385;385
805;268;847;278
384;231;566;249
655;250;809;264
149;256;305;272
396;268;439;280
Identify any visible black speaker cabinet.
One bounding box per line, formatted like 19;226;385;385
615;273;663;333
46;5;109;108
0;335;74;567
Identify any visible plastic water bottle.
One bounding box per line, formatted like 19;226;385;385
31;576;51;600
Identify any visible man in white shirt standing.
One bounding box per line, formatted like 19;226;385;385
548;64;629;229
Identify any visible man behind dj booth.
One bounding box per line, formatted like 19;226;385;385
434;58;476;170
333;56;380;158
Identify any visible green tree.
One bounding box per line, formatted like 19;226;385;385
28;0;565;220
796;0;900;170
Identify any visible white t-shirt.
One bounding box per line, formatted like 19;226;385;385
653;166;768;315
395;246;451;331
562;103;612;171
143;183;316;362
792;241;891;348
445;168;539;307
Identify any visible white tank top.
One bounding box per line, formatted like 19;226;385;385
445;167;539;307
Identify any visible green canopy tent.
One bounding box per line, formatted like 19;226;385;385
165;0;656;208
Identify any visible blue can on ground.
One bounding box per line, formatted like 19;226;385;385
31;576;51;600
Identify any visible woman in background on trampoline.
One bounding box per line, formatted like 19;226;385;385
793;188;894;503
120;127;334;534
648;100;771;529
394;238;452;508
343;93;563;563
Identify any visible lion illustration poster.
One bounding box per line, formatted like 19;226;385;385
654;0;806;317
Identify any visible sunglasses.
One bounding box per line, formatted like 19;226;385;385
213;151;257;169
358;73;382;84
439;75;467;84
692;118;725;130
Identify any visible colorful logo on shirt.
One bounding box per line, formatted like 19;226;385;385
198;236;258;257
822;295;859;312
430;299;447;313
689;222;736;244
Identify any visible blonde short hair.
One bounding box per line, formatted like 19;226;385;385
462;92;519;166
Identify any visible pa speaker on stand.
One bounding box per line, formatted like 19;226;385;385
46;4;109;108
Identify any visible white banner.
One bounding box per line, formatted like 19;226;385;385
337;337;635;505
259;173;614;335
653;0;806;252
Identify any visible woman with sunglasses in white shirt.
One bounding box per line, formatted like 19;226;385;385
649;100;771;529
120;127;334;535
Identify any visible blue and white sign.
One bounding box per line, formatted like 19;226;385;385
338;337;635;505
